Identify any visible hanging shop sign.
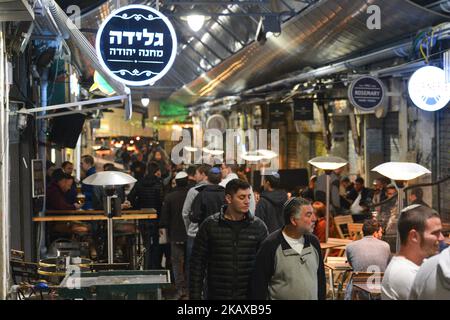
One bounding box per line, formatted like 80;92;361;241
96;5;177;87
269;104;286;122
408;66;450;112
348;76;385;111
293;99;314;120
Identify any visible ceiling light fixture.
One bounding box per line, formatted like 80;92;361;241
141;94;150;107
187;14;205;32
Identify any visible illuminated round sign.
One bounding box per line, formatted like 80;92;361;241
348;76;385;111
408;66;450;112
96;5;177;87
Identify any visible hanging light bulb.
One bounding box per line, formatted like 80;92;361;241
141;94;150;107
187;14;205;32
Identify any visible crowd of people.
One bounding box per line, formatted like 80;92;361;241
44;146;449;300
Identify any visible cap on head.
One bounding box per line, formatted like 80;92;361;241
175;171;188;180
210;167;221;174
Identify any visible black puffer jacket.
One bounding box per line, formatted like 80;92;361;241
128;175;163;215
189;205;268;300
190;184;225;224
255;190;288;233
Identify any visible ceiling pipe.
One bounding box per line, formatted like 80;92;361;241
191;40;412;110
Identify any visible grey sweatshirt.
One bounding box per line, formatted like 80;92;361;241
182;181;208;238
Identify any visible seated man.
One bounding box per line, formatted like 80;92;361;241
381;205;444;300
46;169;86;238
345;219;391;299
46;169;81;210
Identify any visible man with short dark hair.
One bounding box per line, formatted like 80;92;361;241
345;219;391;299
381;205;444;300
190;167;225;225
81;155;96;209
372;178;388;213
347;177;372;221
255;173;288;233
250;197;325;300
186;165;198;188
47;169;81;210
190;179;268;300
409;187;429;207
220;162;256;214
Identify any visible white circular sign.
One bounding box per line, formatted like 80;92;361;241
408;66;450;112
95;5;178;87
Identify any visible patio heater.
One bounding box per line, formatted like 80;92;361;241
83;171;136;264
371;162;431;252
308;156;347;243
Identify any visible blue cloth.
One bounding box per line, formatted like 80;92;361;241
439;240;449;252
81;166;96;209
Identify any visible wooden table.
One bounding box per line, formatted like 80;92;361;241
44;209;156;215
320;238;353;250
33;214;157;222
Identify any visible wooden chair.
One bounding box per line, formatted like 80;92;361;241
334;215;354;239
325;257;352;300
351;272;384;300
348;223;364;240
9;250;48;300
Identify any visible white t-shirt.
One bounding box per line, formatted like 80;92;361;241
282;232;305;255
381;256;420;300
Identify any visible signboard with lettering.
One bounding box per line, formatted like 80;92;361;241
293;99;314;120
96;5;177;87
269;104;286;122
348;76;385;111
32;159;45;198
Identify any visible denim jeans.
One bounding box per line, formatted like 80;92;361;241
185;236;195;285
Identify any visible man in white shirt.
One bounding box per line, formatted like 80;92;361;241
381;205;444;300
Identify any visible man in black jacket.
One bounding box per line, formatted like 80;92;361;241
190;167;225;224
250;197;326;300
189;179;268;300
128;161;163;269
255;173;288;233
159;171;190;299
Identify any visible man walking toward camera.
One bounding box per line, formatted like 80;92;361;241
250;197;326;300
189;179;268;300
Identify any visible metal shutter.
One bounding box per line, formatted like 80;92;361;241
383;112;400;162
